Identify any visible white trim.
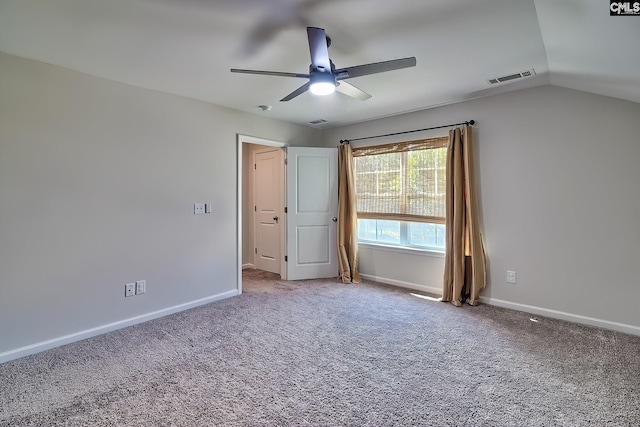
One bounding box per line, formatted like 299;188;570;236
479;296;640;337
237;135;243;295
359;273;442;296
0;290;239;364
361;273;640;337
242;263;255;270
359;242;445;258
238;135;287;147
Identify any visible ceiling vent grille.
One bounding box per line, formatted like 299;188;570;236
487;69;536;85
309;119;328;125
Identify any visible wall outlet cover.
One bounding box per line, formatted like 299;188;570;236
135;280;146;295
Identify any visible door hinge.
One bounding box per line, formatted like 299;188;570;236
284;207;287;213
285;256;288;262
254;205;256;212
254;164;256;169
255;248;257;254
284;158;288;165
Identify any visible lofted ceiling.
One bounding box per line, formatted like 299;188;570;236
0;0;638;128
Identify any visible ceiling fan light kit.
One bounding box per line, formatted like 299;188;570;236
309;72;336;96
231;27;416;102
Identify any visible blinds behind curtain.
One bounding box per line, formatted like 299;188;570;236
352;136;448;224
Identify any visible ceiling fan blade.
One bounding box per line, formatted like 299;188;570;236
231;68;309;78
335;57;417;80
307;27;331;71
336;81;372;101
280;82;311;102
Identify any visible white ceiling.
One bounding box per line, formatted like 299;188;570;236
1;0;638;128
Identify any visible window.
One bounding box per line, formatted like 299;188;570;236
353;136;448;251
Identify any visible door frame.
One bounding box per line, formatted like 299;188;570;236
237;134;287;294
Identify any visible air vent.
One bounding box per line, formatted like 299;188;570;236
309;119;328;125
487;69;536;85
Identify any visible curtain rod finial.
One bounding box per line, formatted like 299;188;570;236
340;139;350;145
468;120;476;126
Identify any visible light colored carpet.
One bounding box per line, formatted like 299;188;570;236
1;269;639;426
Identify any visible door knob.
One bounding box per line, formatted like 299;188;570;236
332;217;338;222
273;216;279;223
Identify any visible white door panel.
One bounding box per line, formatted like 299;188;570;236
297;155;331;212
258;223;279;258
255;149;282;273
286;147;338;280
297;226;330;264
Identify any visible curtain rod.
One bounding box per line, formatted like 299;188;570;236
339;119;475;144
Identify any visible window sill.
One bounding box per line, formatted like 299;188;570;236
358;242;445;258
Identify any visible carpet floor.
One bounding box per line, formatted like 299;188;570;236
1;269;639;426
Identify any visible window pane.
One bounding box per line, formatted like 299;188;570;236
358;219;378;241
435;224;445;248
408;222;446;250
357;219;401;245
375;220;401;244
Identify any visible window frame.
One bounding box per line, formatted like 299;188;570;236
352;136;448;253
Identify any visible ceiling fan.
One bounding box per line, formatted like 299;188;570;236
230;27;417;102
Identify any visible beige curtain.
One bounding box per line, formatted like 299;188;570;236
442;125;486;306
337;144;361;283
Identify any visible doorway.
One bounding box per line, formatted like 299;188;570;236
237;135;287;294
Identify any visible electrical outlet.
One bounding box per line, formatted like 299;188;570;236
194;203;205;214
507;270;517;284
136;280;146;295
125;283;135;297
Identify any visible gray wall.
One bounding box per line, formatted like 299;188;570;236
0;52;320;360
322;85;640;333
3;48;639;362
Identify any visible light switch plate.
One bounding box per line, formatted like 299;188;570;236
125;283;135;297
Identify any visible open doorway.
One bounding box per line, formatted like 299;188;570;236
237;135;287;294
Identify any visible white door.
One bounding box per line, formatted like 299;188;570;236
254;149;283;273
286;147;338;280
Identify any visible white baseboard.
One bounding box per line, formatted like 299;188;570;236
479;296;640;337
359;273;442;297
0;289;239;364
360;273;640;337
242;263;255;270
4;278;638;365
